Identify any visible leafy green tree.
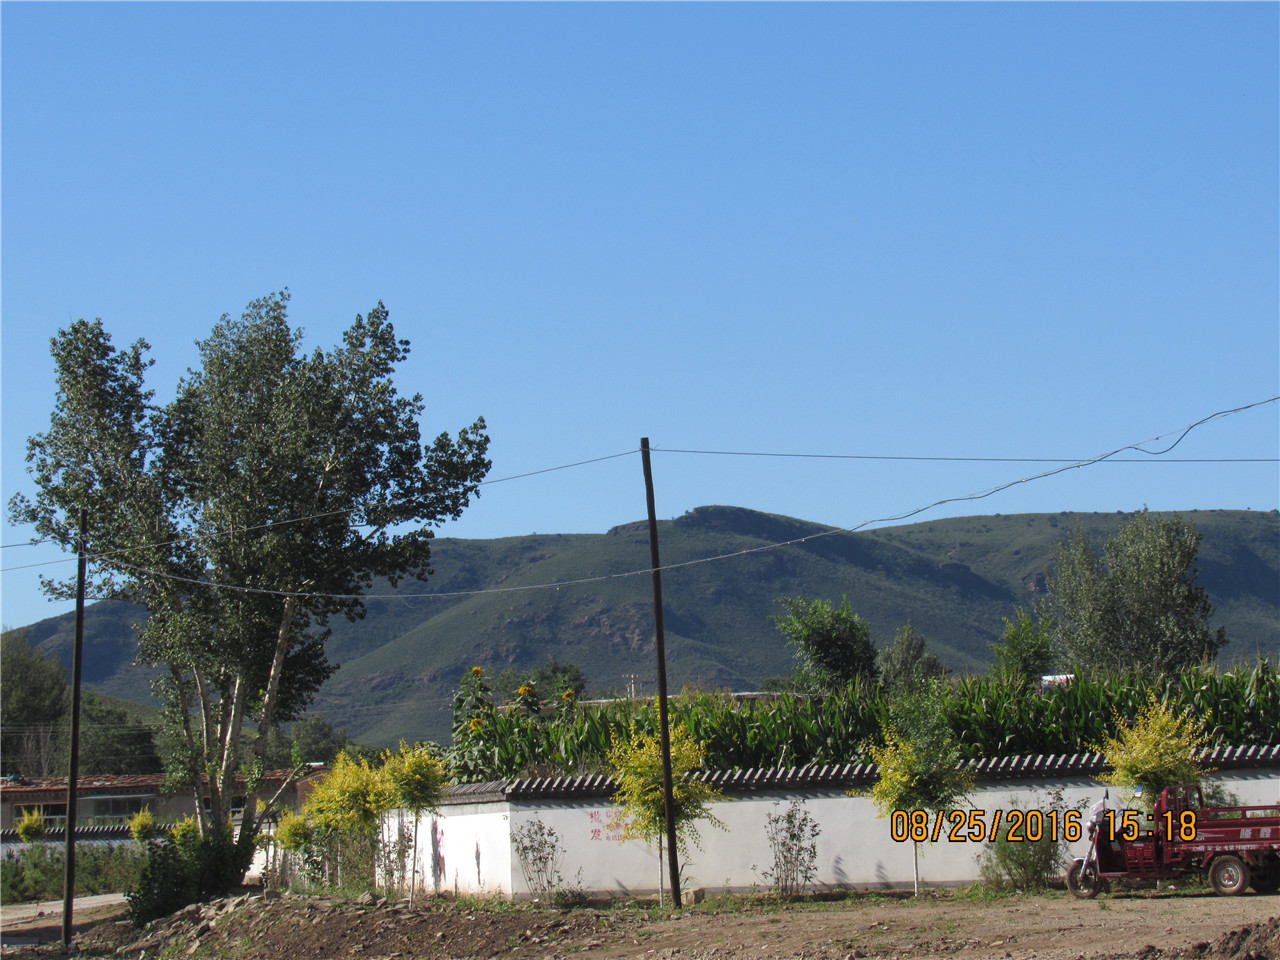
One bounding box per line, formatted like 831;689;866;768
772;595;877;692
78;691;163;776
989;608;1057;680
10;292;490;872
0;630;161;776
298;750;397;889
261;715;357;769
865;683;972;894
1;628;69;776
876;622;947;692
259;726;295;771
1037;511;1226;675
306;751;397;837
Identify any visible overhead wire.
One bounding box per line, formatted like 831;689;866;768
68;395;1280;603
655;453;1275;463
5;391;1278;562
0;449;641;563
653;397;1280;462
4;396;1277;555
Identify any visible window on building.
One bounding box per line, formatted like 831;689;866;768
201;795;247;817
17;803;68;825
89;796;153;820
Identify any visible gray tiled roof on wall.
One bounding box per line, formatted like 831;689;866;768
0;824;135;844
443;743;1280;806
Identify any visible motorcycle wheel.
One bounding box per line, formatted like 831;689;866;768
1067;860;1102;899
1208;855;1251;896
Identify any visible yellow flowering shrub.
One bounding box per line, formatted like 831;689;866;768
1096;692;1211;809
305;751;395;836
607;721;724;855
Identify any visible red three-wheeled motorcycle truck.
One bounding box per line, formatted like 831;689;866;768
1068;784;1280;897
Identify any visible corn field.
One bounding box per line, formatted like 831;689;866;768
447;661;1279;783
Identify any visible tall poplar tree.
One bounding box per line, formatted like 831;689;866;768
1037;511;1226;675
10;292;490;868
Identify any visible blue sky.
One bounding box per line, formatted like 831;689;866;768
3;3;1277;632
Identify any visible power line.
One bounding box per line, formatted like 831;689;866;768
476;449;637;485
6;392;1278;560
6;395;1276;567
654;398;1280;462
72;395;1280;603
0;449;640;558
656;452;1275;463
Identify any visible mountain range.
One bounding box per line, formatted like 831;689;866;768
17;506;1279;746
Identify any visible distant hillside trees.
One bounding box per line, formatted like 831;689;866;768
1;628;68;776
1;627;161;777
10;292;489;874
770;596;954;695
260;715;379;770
1038;511;1226;675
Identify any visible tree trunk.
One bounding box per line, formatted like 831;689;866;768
231;598;299;852
256;598;298;744
192;668;222;833
168;666;208;830
912;840;920;896
411;815;420;907
218;675;248;830
657;837;664;907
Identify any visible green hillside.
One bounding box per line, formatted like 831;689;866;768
19;507;1279;746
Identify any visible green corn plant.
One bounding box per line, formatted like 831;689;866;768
445;662;1278;782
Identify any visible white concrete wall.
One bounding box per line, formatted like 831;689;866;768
388;770;1280;898
383;802;516;898
509;802;666;898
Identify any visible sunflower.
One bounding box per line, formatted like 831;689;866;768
471;666;483;677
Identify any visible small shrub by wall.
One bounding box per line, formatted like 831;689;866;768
0;842;146;905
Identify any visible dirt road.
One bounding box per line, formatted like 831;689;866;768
1;887;1277;960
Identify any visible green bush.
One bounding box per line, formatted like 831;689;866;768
978;790;1071;892
1;847;61;904
128;808;161;843
126;823;254;926
1;843;147;905
127;841;194;924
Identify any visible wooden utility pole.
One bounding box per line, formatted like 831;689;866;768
62;507;88;947
640;438;681;908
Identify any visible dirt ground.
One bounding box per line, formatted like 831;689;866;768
1;886;1277;960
